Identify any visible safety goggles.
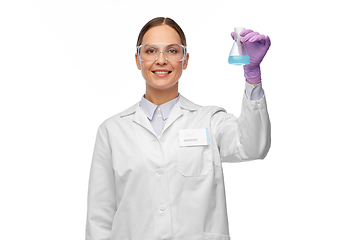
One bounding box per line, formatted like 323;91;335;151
136;42;187;62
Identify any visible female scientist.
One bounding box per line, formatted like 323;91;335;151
86;17;271;240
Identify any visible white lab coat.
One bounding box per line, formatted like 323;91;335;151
86;92;271;240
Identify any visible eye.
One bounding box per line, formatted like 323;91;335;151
167;49;178;54
145;49;157;54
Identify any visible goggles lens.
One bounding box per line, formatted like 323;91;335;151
137;43;186;62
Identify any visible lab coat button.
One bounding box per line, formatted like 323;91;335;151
157;168;164;175
159;204;167;211
157;114;161;118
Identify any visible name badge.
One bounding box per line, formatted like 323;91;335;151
179;128;209;147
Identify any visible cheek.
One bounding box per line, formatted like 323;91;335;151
140;62;151;75
171;62;183;73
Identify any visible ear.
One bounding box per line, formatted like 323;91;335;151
182;53;189;70
135;54;141;70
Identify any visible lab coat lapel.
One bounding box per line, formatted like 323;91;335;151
162;95;199;134
162;102;183;134
132;104;157;136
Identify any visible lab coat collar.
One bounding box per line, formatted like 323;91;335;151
139;96;158;121
119;94;199;118
140;93;181;121
178;95;199;111
119;95;200;136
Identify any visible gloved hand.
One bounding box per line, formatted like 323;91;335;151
231;29;271;83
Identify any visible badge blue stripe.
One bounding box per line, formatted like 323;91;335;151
206;128;209;145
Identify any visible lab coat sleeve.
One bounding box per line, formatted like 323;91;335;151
86;125;116;240
211;91;271;162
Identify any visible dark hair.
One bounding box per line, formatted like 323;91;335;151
136;17;187;47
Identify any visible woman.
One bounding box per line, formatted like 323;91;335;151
86;17;271;240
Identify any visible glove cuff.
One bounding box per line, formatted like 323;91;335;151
244;66;261;84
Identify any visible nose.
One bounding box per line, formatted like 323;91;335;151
156;51;167;65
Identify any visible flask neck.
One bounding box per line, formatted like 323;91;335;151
233;27;245;41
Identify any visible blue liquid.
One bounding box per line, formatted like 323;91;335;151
228;55;250;65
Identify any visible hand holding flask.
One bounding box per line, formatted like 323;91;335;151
230;29;271;83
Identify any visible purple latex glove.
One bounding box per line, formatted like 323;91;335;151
231;29;271;83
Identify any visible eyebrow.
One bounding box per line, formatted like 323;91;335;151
144;43;180;48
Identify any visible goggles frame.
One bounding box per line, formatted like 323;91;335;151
136;42;187;62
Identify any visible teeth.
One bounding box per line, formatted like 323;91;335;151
154;71;170;74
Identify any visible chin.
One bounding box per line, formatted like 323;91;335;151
146;79;178;90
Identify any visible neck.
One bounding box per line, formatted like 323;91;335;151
144;83;179;106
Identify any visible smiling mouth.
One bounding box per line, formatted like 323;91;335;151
152;71;172;74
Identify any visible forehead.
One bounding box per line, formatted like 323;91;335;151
142;25;182;45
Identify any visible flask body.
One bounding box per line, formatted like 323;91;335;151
228;27;250;66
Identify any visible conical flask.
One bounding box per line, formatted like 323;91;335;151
228;27;250;66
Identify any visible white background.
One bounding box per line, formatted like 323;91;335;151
1;0;359;239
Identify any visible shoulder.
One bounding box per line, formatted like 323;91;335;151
179;95;226;116
99;101;139;128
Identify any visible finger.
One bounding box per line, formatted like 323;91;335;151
251;35;271;50
241;31;259;42
265;35;271;49
248;34;267;43
240;29;253;37
232;30;252;40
